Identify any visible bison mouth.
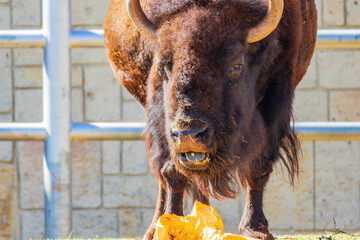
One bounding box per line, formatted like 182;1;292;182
178;152;210;170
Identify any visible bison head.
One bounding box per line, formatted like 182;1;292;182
128;0;283;198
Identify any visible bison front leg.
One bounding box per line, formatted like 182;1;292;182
144;162;187;240
161;161;188;215
239;172;274;240
143;182;167;240
192;184;210;205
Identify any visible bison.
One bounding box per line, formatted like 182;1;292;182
104;0;317;239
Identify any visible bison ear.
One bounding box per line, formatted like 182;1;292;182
247;0;284;43
127;0;159;44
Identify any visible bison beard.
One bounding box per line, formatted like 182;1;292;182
176;145;239;200
104;0;317;239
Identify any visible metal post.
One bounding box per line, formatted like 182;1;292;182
42;0;71;238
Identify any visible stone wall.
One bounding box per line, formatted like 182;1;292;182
0;0;359;239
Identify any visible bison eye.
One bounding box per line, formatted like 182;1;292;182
232;64;243;72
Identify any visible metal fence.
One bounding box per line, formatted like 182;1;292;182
0;0;360;238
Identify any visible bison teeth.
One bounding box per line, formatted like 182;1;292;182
184;152;209;163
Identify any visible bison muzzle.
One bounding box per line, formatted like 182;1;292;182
104;0;317;239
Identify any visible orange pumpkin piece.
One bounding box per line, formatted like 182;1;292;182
156;202;256;240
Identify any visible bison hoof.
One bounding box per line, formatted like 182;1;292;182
238;221;274;240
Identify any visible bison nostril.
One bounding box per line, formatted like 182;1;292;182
170;129;179;141
170;119;211;144
194;127;208;140
180;152;187;161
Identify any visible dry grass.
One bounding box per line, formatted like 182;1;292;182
276;233;360;240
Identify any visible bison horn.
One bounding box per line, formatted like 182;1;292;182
126;0;159;44
247;0;284;43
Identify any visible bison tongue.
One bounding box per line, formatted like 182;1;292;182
185;152;207;162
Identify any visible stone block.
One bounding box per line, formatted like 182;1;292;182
329;91;360;121
72;88;84;123
183;197;193;215
102;141;121;175
0;49;10;66
18;141;44;209
122;141;148;175
346;0;360;26
122;101;146;122
21;210;44;240
0;116;12;163
0;141;12;162
318;51;360;89
71;48;109;65
122;87;136;101
14;89;42;122
71;0;112;26
0;165;17;240
323;0;344;26
0;114;11;122
72;141;101;208
119;209;146;238
264;141;314;231
238;193;246;219
14;67;42;88
0;113;12;164
297;54;317;90
315;141;360;230
0;165;15;201
13;49;43;66
12;0;41;26
72;66;83;87
0;4;10;29
210;198;241;234
103;175;158;208
0;49;12;113
12;66;80;88
315;0;322;28
293;90;328;121
142;208;155;228
72;209;118;238
84;65;121;121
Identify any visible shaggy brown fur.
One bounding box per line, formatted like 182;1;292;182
104;1;317;239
